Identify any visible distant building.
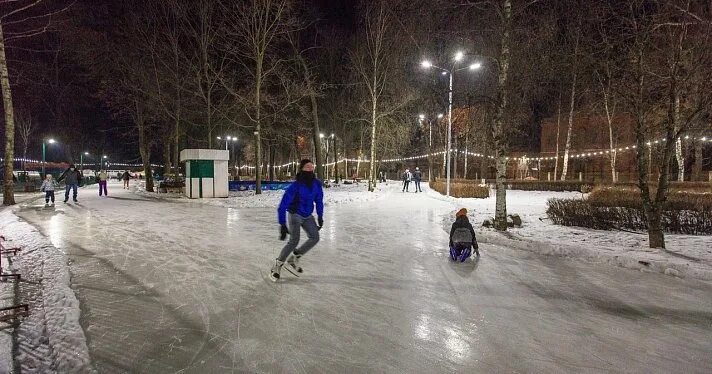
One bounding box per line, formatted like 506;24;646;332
538;113;710;182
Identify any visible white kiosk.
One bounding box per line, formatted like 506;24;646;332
179;149;229;198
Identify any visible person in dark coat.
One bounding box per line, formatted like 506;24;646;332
449;208;479;258
57;164;82;203
402;169;411;192
412;167;423;193
270;159;324;281
121;170;131;189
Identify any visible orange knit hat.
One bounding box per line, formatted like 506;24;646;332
456;208;468;217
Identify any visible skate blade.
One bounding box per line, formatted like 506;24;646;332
282;266;300;277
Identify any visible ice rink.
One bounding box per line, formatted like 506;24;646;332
13;181;712;373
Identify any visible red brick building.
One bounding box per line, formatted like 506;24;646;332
538;113;711;182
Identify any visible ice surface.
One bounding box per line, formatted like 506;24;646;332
3;180;712;372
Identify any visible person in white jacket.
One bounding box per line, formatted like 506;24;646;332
97;170;108;196
40;174;57;206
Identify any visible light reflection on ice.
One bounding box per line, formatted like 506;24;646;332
48;214;65;249
444;326;470;362
415;314;430;340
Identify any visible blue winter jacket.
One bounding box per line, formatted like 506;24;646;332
278;179;324;225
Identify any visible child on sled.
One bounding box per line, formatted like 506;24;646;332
449;208;479;262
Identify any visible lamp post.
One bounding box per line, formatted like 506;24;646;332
80;151;89;171
42;138;56;178
216;136;235;151
101;155;108;170
421;53;481;197
418;113;443;183
80;152;89;184
330;133;336;183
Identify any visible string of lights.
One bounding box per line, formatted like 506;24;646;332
4;135;709;170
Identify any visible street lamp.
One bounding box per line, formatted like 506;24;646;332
101;155;107;170
42;138;57;178
421;52;482;197
217;136;235;150
418;113;444;183
80;151;89;170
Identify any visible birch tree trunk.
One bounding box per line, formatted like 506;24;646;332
492;0;511;231
453;136;458;180
560;71;577;181
0;22;16;205
368;90;377;191
674;96;683;182
560;28;580;181
136;100;154;192
553;93;561;181
675;138;683;182
255;54;263;194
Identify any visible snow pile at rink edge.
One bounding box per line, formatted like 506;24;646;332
0;209;94;373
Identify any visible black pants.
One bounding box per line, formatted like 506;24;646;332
414;180;422;192
402;180;410;191
45;191;55;203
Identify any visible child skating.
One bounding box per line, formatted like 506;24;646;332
270;159;324;282
449;208;479;262
40;174;57;206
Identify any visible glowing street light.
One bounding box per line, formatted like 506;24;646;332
42;138;57;177
418;113;445;183
419;51;482;197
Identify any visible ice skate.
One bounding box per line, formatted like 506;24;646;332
286;253;303;274
269;259;284;282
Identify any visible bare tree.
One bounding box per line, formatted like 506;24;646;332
289;33;325;180
221;0;293;194
595;64;619;183
559;17;582;181
15;109;34;171
1;0;73;205
616;0;712;248
351;1;413;191
488;0;513;231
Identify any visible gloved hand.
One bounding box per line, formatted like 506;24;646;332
279;224;289;240
317;216;324;231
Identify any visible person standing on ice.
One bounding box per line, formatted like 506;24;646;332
40;174;57;206
121;170;131;189
402;168;412;192
270;159;324;281
57;164;82;203
412;167;423;193
97;169;108;196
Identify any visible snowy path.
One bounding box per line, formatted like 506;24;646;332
13;181;712;373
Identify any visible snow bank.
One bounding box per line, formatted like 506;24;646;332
134;181;387;208
438;189;712;281
0;209;93;373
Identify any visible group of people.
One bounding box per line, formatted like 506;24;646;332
401;167;423;193
39;165;133;206
268;159;480;282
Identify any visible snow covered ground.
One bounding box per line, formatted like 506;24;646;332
432;189;712;281
1;180;711;372
0;210;92;373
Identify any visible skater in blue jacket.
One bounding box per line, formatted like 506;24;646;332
270;159;324;281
